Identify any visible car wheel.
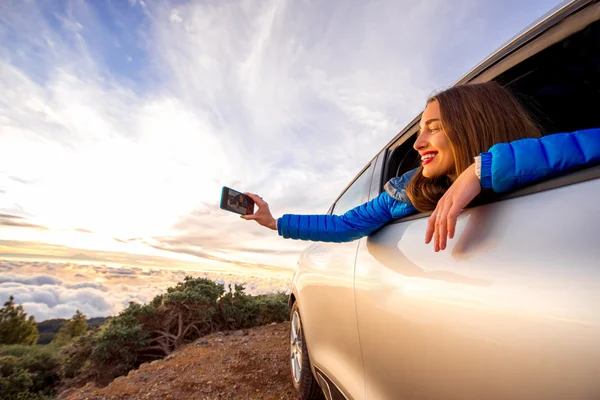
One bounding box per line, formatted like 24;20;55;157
290;301;324;400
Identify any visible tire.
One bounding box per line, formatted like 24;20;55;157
290;301;325;400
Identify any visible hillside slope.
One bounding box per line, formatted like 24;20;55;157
58;322;297;400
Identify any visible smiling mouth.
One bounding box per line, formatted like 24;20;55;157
421;152;437;166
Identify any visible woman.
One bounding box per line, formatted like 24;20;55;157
241;82;600;251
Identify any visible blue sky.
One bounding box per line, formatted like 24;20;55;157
0;0;564;319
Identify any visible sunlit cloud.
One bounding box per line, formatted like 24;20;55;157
1;0;563;279
0;260;293;320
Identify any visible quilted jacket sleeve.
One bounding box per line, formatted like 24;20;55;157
479;128;600;193
277;191;415;243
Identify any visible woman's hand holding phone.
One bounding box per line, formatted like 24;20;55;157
240;193;277;230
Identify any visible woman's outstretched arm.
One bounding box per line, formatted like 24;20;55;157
277;191;414;242
243;170;417;243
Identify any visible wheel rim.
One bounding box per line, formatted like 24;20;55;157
290;310;303;383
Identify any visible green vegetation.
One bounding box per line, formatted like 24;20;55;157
37;316;107;345
1;276;289;398
0;296;39;346
51;310;87;347
0;344;58;400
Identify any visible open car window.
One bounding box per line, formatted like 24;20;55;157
376;3;600;218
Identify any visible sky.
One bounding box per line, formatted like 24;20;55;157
0;0;565;321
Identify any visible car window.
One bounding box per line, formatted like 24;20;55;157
331;163;374;215
379;12;600;202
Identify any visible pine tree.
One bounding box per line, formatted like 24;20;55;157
52;310;88;347
0;296;39;345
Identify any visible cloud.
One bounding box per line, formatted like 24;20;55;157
66;282;109;292
0;239;294;276
0;273;62;286
9;176;36;185
0;0;563;273
0;259;292;321
0;214;24;220
0;214;48;230
169;9;183;23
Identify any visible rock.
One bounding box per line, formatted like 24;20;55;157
214;337;223;342
196;339;209;347
215;331;225;336
231;330;246;336
270;322;278;325
165;353;175;361
56;388;76;400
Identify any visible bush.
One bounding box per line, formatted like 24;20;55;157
254;292;289;325
23;276;290;390
57;333;95;379
92;314;147;375
0;356;36;399
0;347;57;400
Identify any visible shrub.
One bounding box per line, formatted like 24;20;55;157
26;276;291;389
254;292;289;325
57;333;95;379
92;314;147;375
0;296;39;346
0;348;57;400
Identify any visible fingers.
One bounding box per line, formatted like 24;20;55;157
446;205;460;240
427;196;454;252
240;214;257;220
425;209;437;244
245;193;268;209
440;200;454;251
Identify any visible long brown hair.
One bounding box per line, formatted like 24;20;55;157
406;81;542;212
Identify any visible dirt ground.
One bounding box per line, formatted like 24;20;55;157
58;322;298;400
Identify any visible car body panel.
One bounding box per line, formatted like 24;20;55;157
354;177;600;400
296;240;365;400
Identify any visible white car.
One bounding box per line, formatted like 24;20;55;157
289;1;600;399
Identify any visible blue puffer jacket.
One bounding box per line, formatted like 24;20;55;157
277;128;600;242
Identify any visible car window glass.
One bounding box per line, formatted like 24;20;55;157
332;163;374;215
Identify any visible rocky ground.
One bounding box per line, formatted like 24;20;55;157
58;322;298;400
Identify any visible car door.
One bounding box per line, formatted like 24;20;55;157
354;166;600;400
297;160;376;400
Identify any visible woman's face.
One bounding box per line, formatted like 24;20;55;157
414;100;455;178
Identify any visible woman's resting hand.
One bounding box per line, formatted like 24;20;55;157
240;193;278;230
425;163;481;251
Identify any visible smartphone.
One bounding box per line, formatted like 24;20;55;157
220;186;255;216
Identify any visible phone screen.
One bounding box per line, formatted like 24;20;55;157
220;187;255;216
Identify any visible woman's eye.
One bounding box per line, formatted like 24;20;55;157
430;126;440;132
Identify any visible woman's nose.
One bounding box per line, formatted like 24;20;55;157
414;132;427;150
